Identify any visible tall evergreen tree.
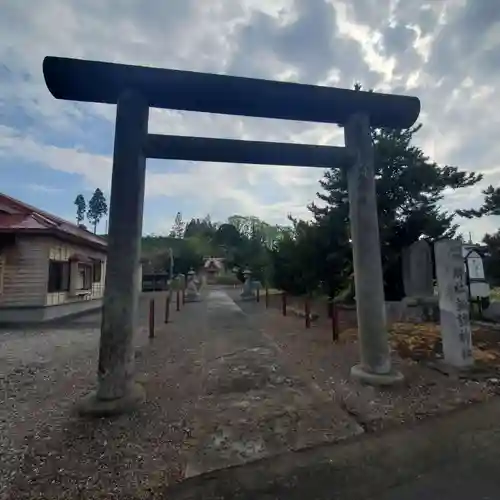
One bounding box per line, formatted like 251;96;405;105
459;185;500;287
184;216;216;240
171;212;185;238
87;188;108;234
483;231;500;287
309;124;482;300
74;194;86;225
457;185;500;218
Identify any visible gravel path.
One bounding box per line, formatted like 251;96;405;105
1;326;100;499
0;296;159;500
0;288;360;499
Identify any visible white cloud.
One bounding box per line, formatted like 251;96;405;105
0;123;321;229
0;125;112;187
0;0;499;242
25;184;63;194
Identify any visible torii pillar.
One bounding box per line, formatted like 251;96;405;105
344;114;402;384
43;56;419;415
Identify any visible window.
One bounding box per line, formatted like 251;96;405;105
92;260;102;283
78;263;92;290
48;261;70;292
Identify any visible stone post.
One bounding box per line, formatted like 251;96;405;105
185;268;201;302
434;239;474;368
240;268;256;300
344;113;403;385
78;90;148;416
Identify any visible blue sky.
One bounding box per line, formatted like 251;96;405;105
1;0;499;239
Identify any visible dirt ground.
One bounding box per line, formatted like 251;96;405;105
239;294;499;432
1;287;498;499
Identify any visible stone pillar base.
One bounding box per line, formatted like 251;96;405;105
350;364;404;386
76;382;145;418
240;294;256;301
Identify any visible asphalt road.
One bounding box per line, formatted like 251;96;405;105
167;394;500;500
373;461;499;500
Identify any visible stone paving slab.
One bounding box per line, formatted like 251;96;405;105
181;290;362;478
184;390;362;478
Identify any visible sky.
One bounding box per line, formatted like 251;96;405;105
1;0;499;240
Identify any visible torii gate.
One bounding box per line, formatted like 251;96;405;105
43;56;420;415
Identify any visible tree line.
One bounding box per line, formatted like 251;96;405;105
141;213;288;279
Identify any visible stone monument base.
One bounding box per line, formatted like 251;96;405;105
401;295;439;322
76;382;145;417
350;364;405;386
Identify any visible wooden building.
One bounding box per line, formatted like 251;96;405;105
0;193;107;324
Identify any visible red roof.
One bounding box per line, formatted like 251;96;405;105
0;193;106;250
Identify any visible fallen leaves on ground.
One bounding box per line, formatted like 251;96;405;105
333;322;500;367
386;322;500;366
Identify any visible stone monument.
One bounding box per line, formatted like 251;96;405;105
43;55;420;414
185;269;201;302
240;268;256;301
402;240;439;322
434;239;473;368
403;240;434;298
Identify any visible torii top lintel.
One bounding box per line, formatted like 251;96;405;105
43;57;420;129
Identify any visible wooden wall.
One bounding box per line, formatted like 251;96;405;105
0;236;49;307
0;235;107;309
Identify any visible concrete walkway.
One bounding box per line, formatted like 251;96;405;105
182;289;362;476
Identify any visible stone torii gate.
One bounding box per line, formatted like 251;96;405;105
43;56;420;415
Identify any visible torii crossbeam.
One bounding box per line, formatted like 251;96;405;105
43;56;420;415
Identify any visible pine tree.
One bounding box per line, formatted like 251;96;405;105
309;124;482;300
457;185;500;218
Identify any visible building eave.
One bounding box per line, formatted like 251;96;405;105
0;228;107;253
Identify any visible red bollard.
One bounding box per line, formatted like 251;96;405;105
327;300;333;318
265;287;269;308
176;289;180;311
149;298;155;339
305;298;311;329
164;295;170;323
282;292;287;316
332;303;339;342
